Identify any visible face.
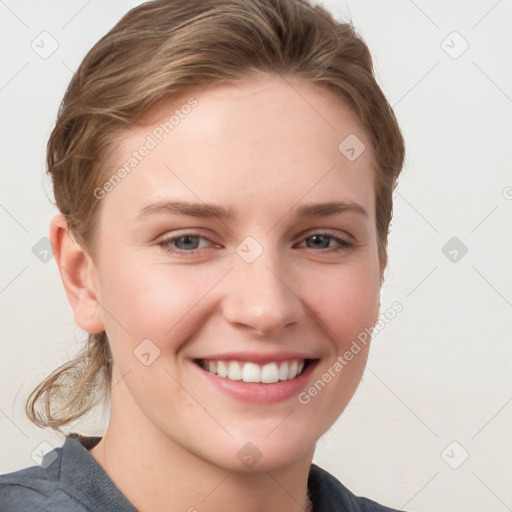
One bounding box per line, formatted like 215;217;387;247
87;75;382;472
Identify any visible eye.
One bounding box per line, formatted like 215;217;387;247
157;230;353;257
297;232;353;252
158;232;213;255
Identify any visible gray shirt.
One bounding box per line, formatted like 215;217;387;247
0;434;403;511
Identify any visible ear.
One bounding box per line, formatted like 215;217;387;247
49;213;105;334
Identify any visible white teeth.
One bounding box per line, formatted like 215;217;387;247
217;361;228;378
227;361;242;380
288;360;298;380
278;361;289;381
242;362;261;383
261;362;279;384
200;359;307;383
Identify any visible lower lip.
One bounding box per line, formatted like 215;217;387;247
194;360;318;404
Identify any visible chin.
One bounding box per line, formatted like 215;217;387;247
205;423;319;474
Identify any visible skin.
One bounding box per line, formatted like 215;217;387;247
51;74;383;512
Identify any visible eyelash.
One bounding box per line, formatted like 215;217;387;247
157;231;353;256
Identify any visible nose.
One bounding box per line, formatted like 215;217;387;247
221;242;303;337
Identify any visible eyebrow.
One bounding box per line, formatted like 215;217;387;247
297;201;368;218
136;199;368;220
136;200;235;220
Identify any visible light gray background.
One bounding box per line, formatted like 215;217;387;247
1;1;511;510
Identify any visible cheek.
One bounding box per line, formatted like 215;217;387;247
305;261;380;351
293;261;379;432
98;258;221;351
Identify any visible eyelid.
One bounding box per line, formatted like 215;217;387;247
157;228;213;242
298;227;354;243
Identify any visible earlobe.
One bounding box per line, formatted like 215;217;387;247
49;214;105;334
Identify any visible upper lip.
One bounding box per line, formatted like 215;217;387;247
194;351;318;365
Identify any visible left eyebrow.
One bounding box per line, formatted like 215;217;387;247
296;201;368;218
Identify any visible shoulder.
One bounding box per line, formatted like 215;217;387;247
0;435;100;512
0;476;87;512
308;464;404;512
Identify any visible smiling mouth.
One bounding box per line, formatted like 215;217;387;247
195;359;312;384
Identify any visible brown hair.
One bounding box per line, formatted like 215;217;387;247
27;0;405;430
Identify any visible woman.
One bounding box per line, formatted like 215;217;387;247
0;0;405;510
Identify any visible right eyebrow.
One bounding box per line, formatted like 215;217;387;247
136;200;235;221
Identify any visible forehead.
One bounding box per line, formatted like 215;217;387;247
100;75;376;224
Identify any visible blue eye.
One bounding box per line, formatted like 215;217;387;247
158;231;353;256
171;235;202;251
159;234;209;254
299;233;353;251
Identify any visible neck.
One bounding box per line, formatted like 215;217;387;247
90;381;315;512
